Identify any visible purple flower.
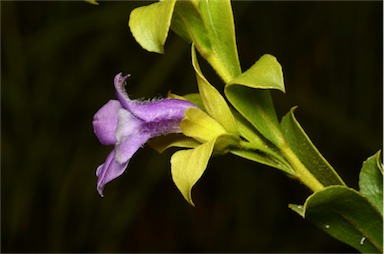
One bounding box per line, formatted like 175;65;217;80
93;73;196;196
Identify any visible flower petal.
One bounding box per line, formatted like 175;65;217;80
115;134;151;165
93;100;122;145
114;72;132;109
115;109;143;142
134;98;197;123
114;109;151;164
96;149;128;197
114;73;196;122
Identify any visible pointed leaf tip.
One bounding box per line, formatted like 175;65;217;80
171;139;216;206
228;54;285;93
359;150;383;216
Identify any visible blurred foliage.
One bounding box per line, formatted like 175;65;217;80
2;1;382;252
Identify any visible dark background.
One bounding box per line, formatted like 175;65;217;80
2;1;382;252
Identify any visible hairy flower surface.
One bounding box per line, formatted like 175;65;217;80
93;73;196;196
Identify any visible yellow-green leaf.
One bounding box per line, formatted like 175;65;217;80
197;0;241;82
171;0;212;56
224;54;287;146
129;0;176;53
167;92;205;112
212;134;240;155
171;139;216;206
181;108;227;143
171;134;239;206
84;0;99;5
225;85;285;147
191;45;239;135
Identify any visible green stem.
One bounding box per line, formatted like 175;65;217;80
206;54;235;83
280;143;325;192
194;43;238;84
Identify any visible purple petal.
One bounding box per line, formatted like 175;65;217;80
96;149;128;197
142;117;183;137
115;134;151;165
114;73;133;110
114;109;151;164
114;73;196;122
93;100;122;145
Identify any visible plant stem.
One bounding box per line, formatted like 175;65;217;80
280;143;325;192
206;54;234;84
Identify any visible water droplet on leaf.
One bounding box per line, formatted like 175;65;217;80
360;236;366;245
325;224;330;229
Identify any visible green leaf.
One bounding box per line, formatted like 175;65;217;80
280;107;346;186
130;0;240;81
171;0;241;82
225;85;285;147
171;1;212;56
228;54;285;93
230;149;293;174
230;110;294;174
171;139;215;206
231;109;266;148
224;53;287;146
191;45;239;135
289;186;383;253
167;92;206;113
180;93;205;111
128;0;176;53
197;0;241;82
212;134;241;155
359;150;383;216
171;134;236;206
224;52;289;146
84;0;99;5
